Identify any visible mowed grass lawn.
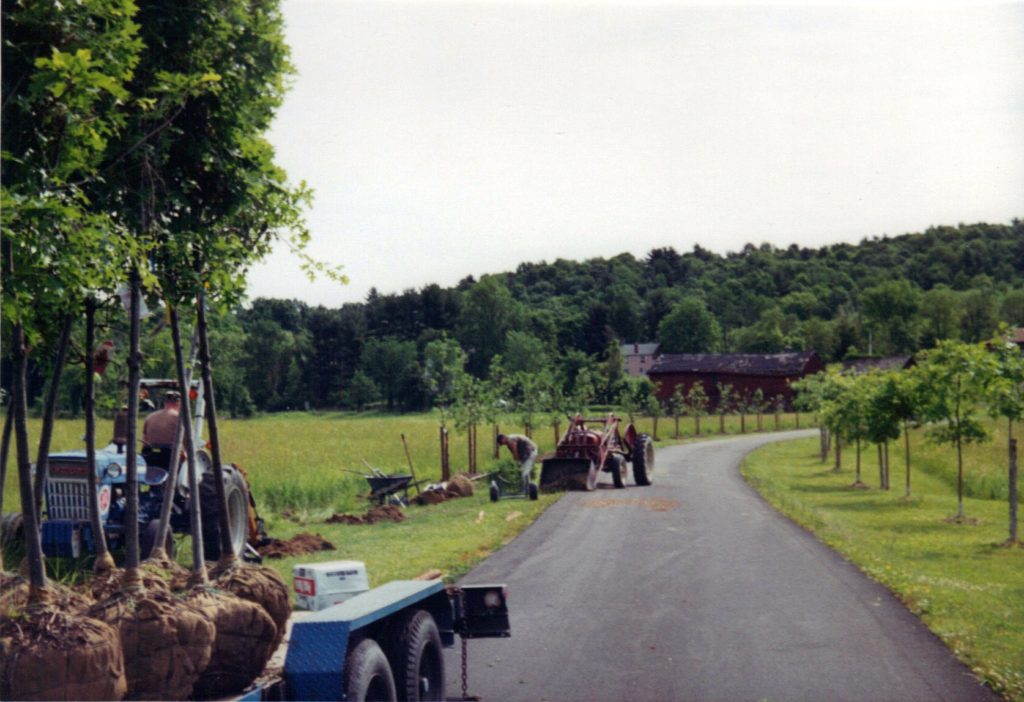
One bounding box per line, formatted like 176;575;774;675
743;435;1024;702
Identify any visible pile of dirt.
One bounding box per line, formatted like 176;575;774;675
186;588;277;700
88;589;215;700
326;504;406;525
257;532;335;559
447;473;474;497
210;564;291;651
0;608;126;701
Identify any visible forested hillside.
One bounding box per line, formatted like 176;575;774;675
16;220;1024;415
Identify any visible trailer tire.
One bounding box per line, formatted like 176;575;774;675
489;482;499;503
392;609;445;701
632;433;655;486
528;482;539;501
200;467;249;560
344;638;397;702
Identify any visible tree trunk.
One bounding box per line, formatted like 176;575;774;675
819;427;828;462
119;271;144;591
834;434;842;472
775;411;780;431
84;300;113;571
1009;438;1018;544
32;313;73;522
12;321;48;601
904;420;912;498
695;415;701;436
674;415;679;439
652;416;658;441
878;443;885;489
956;435;965;519
740;413;746;433
440;426;450;482
197;290;237;568
796;411;800;429
0;408;8;571
493;424;499;459
883;441;890;490
855;439;862;484
719;413;725;434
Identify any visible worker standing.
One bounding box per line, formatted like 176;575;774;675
142;390;181;469
497;433;538;492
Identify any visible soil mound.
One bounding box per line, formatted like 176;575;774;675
448;473;474;497
88;589;215;700
326;504;405;525
186;588;277;700
0;608;126;701
258;532;335;559
211;564;291;651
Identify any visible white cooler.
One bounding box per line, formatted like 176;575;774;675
293;560;370;611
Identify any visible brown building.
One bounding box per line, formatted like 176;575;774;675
620;342;661;377
648;351;825;410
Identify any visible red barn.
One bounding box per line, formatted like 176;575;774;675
648;351;825;410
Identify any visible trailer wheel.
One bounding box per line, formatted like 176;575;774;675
632;433;655;486
489;482;500;503
609;454;626;489
392;609;445;701
344;638;397;702
528;482;539;501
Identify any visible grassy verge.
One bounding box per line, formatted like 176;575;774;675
742;437;1024;702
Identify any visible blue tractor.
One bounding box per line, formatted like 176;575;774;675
39;378;253;561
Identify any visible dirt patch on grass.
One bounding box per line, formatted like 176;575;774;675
581;497;680;512
258;532;335;559
326;504;406;525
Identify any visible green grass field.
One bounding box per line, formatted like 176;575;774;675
742;434;1024;702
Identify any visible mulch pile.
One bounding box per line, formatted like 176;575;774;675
256;532;335;560
326;504;405;525
413;472;475;506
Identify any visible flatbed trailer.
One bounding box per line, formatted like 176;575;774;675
238;579;509;701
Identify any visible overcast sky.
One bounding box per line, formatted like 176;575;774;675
247;0;1024;307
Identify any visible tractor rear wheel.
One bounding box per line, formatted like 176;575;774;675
632;433;655;486
200;466;249;560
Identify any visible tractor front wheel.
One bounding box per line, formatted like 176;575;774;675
609;454;626;489
632;433;655;486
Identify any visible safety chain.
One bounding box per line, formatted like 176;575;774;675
461;637;470;699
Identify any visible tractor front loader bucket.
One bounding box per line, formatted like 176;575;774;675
539;457;596;492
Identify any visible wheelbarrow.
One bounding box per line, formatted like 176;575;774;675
343;467;419;506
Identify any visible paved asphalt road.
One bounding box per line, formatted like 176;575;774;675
446;431;1000;702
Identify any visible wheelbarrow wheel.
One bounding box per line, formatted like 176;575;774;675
489;482;500;502
528;482;539;501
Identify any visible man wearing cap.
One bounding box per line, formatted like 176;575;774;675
142;391;181;469
497;433;538;492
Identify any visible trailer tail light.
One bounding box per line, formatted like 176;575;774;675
455;584;510;639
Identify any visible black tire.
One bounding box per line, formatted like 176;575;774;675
344;638;397;702
489;482;500;502
199;467;249;560
140;519;174;560
632;433;655;486
527;482;539;501
389;609;445;701
609;454;626;489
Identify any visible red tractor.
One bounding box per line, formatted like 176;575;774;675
539;413;654;491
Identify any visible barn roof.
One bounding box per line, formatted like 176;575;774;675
649;351;821;377
841;355;915;373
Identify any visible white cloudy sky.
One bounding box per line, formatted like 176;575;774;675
247;0;1024;307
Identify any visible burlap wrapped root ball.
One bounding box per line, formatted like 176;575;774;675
186;588;277;699
89;589;215;700
2;574;93;614
90;566;172;602
0;608;126;701
211;564;290;650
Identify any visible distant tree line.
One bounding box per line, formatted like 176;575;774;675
6;220;1024;417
